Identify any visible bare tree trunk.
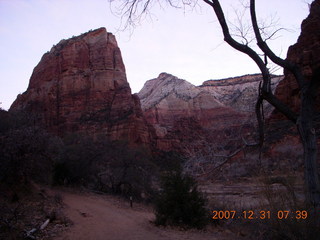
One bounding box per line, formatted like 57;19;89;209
298;120;320;209
298;74;320;210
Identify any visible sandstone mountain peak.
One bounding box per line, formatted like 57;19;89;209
52;27;108;50
10;27;151;145
139;73;282;115
138;73;250;151
138;73;203;110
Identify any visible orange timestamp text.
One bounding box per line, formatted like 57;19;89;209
212;210;308;220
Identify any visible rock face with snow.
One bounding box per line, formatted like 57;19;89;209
10;28;152;145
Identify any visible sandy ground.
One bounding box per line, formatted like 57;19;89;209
52;189;237;240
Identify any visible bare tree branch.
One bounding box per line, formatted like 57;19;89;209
249;0;305;89
202;0;298;125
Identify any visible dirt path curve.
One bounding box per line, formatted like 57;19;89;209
53;189;235;240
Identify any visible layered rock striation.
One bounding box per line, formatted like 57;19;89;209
10;28;152;145
202;74;282;113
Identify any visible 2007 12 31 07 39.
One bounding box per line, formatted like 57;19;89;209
212;210;308;220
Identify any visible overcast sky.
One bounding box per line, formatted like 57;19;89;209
0;0;311;110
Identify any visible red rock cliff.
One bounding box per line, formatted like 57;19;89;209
10;28;151;145
272;0;320;119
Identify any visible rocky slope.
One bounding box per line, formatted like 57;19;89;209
10;28;152;145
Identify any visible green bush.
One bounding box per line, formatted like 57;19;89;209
154;170;208;229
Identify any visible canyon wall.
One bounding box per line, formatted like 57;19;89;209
138;72;281;153
10;28;152;145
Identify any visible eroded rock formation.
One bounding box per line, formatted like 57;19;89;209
10;28;152;145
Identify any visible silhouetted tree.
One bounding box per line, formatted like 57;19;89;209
0;111;61;184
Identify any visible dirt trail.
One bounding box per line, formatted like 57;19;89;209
52;189;236;240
